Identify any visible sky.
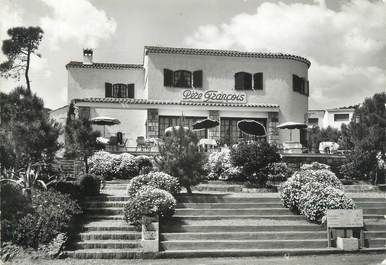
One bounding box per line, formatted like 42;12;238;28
0;0;385;110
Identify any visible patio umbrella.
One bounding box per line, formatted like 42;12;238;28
192;119;220;130
237;120;266;137
90;116;120;137
277;122;307;141
164;126;189;136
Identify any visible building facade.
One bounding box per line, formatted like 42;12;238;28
307;108;355;129
51;46;311;147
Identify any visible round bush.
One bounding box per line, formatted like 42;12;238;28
123;187;176;225
126;172;181;197
88;151;114;180
79;174;101;196
298;182;355;222
279;166;343;211
267;162;293;187
134;155;153;174
115;153;138;179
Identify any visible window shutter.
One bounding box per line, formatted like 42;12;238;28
128;84;135;98
193;70;203;88
164;69;173;87
253;72;263;90
244;73;252;90
306;80;309;96
293;75;300;92
235;72;244;90
300;78;305;94
105;82;112;97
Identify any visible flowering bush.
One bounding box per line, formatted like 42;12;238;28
298;182;355;222
89;151;140;180
300;162;330;171
279;163;343;211
134;155;153;174
126;172;180;197
266;162;293;187
205;149;242;180
79;174;101;196
13;189;81;248
123;187;176;225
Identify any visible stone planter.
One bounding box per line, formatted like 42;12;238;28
336;237;359;251
141;216;159;253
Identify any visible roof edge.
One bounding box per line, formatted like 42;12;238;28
66;61;144;70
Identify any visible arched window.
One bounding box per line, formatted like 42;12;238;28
173;70;192;88
234;72;252;90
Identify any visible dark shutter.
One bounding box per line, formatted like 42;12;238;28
253;72;263;90
293;75;300;92
235;72;244;90
105;82;112;97
164;69;173;87
244;73;252;90
300;78;305;94
128;84;135;98
193;70;203;88
306;80;310;96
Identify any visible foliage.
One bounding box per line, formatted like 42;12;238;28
64;102;101;173
79;174;101;196
204;148;242;180
115;153;139;179
88;151;114;179
155;127;205;193
0;87;61;170
13;189;81;248
230;141;281;186
0;182;32;242
0;26;44;92
134;155;153;174
52;180;82;201
123;187;176;226
298;183;355;222
126;171;181;198
300;162;330;171
279;163;342;211
266;162;293;188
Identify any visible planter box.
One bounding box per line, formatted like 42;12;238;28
141;218;159;253
336;237;359;251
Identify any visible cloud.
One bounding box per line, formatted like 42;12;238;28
185;0;386;109
39;0;117;49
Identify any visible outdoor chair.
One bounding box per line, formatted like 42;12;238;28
108;136;118;151
136;136;146;151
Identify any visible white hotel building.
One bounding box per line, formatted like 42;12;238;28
51;46;311;147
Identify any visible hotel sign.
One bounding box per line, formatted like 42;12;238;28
181;89;247;104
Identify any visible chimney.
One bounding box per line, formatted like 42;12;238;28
83;49;93;65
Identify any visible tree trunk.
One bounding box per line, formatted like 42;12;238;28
186;185;192;194
25;49;31;93
84;155;89;173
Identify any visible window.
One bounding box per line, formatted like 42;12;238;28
293;75;308;96
253;72;263;90
105;83;134;98
308;118;319;125
158;116;207;139
163;69;203;88
334;114;349;121
220;117;266;145
235;72;252;90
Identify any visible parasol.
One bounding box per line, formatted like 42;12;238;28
164;126;189;136
237;120;266;137
90;116;121;137
192;119;220;130
277;121;307;141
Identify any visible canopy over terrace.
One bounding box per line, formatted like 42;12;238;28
72;97;280;146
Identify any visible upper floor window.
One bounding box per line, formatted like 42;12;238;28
293;75;309;96
308;118;319;125
235;72;263;90
105;83;134;98
164;69;203;88
334;113;349;122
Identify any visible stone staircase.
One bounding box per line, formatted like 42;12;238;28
65;182;144;259
159;193;386;258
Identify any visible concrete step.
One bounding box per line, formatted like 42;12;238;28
366;223;386;231
356;202;386;208
157;248;342;258
79;231;141;240
83;220;137;232
174;208;292;216
365;231;386;239
352;197;386;203
74;240;141;249
86;196;129;201
176;202;282;209
66;249;144;259
176;195;280;203
161;224;323;233
363;208;386;215
87;215;125;220
368;238;386;248
192;185;242;192
85;201;127;208
85;208;123;215
161;231;326;241
161;239;328;250
170;215;306;221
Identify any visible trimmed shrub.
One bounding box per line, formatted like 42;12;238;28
13;189;81;248
230;141;280;186
79;174;101;196
300;162;330;171
115;153;138;179
52;180;81;200
204;148;242;180
126;172;181;198
123;187;176;225
134;155;153;174
88;151;114;180
1;182;32;242
298;183;355;222
266;162;293;188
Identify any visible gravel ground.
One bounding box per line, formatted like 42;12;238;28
5;253;386;265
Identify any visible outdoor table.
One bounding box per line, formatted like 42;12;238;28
198;138;217;152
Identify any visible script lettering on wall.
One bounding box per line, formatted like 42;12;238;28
181;89;247;104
